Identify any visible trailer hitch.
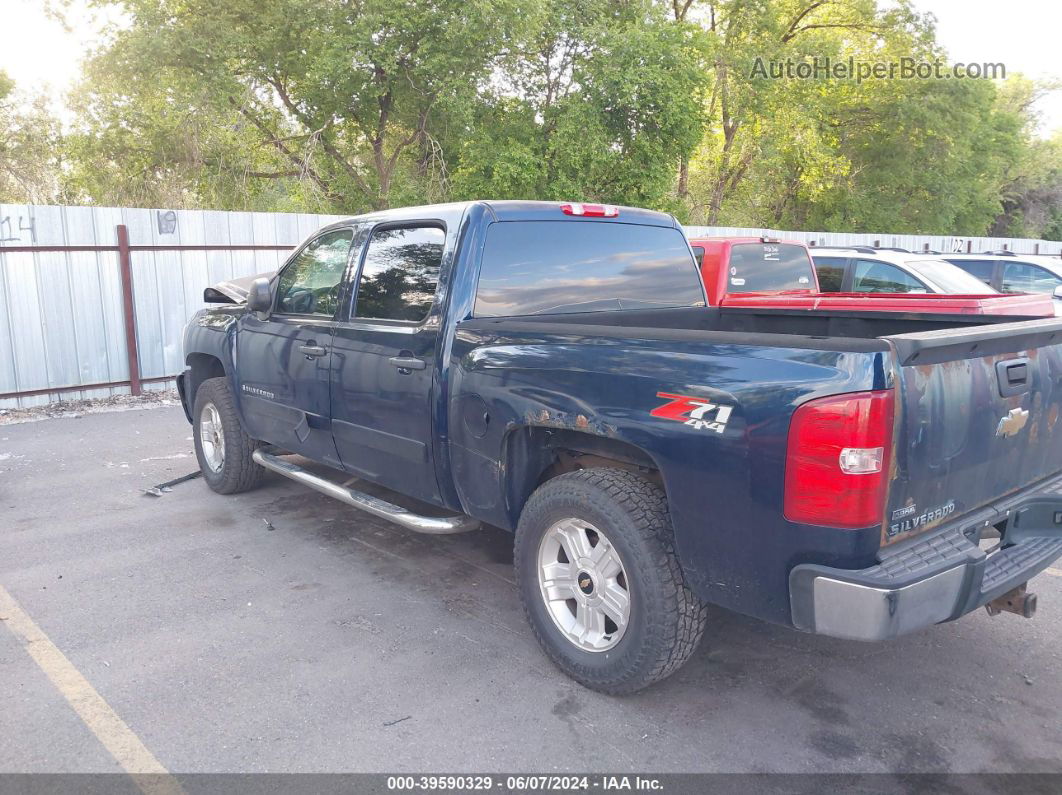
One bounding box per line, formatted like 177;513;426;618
984;583;1037;619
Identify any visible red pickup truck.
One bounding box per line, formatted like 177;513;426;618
690;237;1056;316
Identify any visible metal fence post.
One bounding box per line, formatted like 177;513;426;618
116;224;142;396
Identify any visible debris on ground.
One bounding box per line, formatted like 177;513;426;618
1;389;181;425
263;519;275;531
142;470;202;497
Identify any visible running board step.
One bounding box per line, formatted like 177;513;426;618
252;449;479;535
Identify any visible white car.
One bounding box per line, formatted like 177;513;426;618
939;252;1062;301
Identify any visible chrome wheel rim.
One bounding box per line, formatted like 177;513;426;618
537;518;631;653
199;402;225;473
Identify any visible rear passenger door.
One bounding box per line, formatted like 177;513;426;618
329;223;446;503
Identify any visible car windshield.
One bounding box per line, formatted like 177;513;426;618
907;260;999;294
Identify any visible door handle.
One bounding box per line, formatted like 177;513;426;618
996;357;1030;397
300;344;327;359
388;356;426;372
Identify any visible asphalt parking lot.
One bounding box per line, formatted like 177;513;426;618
2;405;1062;774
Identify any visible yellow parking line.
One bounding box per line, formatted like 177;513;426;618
1046;568;1062;578
0;584;183;795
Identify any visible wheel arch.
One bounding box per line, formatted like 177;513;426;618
184;352;227;413
500;425;665;530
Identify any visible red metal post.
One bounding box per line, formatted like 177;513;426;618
116;224;142;396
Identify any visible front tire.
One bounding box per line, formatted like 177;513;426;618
514;468;708;695
192;376;264;494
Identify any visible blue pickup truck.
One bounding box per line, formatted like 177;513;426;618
178;200;1062;694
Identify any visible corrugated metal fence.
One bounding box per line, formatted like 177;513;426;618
0;205;344;408
2;203;1060;408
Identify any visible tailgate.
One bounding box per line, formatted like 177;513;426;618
883;317;1062;545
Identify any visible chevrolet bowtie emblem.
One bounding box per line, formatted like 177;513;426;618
996;407;1030;438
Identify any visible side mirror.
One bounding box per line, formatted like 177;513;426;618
1053;285;1062;300
247;277;273;317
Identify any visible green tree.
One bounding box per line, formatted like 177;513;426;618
0;71;66;204
679;0;1031;235
73;0;534;211
451;0;706;210
990;76;1062;240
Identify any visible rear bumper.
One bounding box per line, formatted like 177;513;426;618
790;475;1062;641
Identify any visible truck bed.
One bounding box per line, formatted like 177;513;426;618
463;304;1036;341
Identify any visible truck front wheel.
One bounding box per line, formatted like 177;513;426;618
192;376;264;494
514;468;708;694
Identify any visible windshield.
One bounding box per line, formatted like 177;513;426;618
906;259;999;294
727;243;816;292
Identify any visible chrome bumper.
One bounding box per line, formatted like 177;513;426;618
790;483;1062;641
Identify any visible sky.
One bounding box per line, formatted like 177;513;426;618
0;0;1059;134
913;0;1062;134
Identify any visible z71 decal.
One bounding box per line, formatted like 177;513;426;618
651;392;734;433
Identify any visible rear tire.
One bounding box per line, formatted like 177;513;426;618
514;468;708;695
192;376;264;494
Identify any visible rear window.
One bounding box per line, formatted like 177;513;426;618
812;255;849;292
944;258;995;286
474;221;705;317
727;244;815;292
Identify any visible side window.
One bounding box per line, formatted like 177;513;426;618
812;256;848;292
275;228;354;316
354;225;444;322
945;258;995;286
691;246;705;265
1000;261;1061;295
851;259;927;293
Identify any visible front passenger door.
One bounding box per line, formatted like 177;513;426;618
235;227;354;467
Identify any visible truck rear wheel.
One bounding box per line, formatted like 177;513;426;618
193;376;264;494
514;468;708;694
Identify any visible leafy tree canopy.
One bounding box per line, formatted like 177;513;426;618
8;0;1056;240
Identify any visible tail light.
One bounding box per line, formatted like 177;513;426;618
561;202;619;217
784;390;894;529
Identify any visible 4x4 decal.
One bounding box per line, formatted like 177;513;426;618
651;392;734;433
